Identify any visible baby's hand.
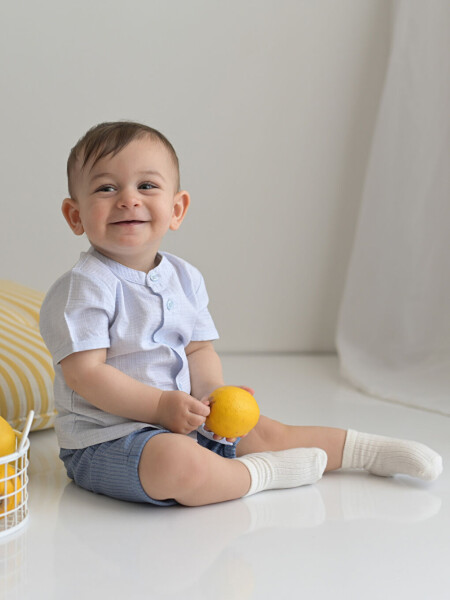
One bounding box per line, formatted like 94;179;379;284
156;390;210;434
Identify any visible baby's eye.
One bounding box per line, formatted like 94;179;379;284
96;185;115;193
139;182;157;190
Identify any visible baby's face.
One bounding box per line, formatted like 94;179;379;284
62;136;189;272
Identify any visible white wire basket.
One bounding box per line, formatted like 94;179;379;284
0;417;32;538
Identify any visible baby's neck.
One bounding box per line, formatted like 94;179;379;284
90;246;161;274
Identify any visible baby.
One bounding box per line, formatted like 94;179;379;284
40;121;443;506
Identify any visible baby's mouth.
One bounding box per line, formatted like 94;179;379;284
111;220;148;225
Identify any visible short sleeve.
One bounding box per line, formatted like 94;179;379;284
190;272;219;342
40;269;114;364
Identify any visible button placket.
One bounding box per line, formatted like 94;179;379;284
146;272;163;294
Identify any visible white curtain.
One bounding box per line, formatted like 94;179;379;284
336;0;450;416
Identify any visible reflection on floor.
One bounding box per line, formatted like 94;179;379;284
1;355;449;600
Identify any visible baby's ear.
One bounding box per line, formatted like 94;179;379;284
62;198;85;235
170;190;190;231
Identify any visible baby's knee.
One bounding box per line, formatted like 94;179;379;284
252;415;287;444
139;434;208;499
237;415;288;455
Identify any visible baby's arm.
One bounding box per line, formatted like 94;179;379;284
60;348;210;434
185;340;225;401
187;340;250;443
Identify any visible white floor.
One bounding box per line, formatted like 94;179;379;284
1;355;449;600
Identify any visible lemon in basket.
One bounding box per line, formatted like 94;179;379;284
0;416;16;457
0;464;22;516
205;386;260;438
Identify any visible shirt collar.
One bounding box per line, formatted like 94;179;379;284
88;247;172;286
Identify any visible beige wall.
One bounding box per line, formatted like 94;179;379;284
1;0;392;352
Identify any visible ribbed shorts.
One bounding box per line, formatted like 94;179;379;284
60;428;238;506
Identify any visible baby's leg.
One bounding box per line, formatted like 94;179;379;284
237;416;443;481
139;432;326;506
139;433;249;505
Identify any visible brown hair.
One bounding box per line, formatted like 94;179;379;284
67;121;180;197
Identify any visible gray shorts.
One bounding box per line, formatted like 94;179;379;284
60;428;238;506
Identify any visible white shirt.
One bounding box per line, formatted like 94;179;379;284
40;248;219;449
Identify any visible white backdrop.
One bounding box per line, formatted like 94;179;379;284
1;0;391;352
337;0;450;415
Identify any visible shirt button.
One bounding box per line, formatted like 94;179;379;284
149;272;160;282
166;299;174;311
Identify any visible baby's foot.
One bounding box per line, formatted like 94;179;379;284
237;447;328;496
342;430;443;481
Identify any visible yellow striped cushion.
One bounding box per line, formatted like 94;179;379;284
0;280;56;431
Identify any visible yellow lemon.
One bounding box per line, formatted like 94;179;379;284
205;386;260;438
0;464;22;517
0;416;16;458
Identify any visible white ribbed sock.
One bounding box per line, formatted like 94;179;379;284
342;430;443;481
236;448;328;497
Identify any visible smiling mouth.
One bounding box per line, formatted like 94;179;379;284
111;220;148;225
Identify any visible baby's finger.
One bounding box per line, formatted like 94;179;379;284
238;385;255;396
187;413;208;430
211;433;237;442
191;400;210;417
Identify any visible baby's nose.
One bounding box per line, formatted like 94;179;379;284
118;188;141;207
